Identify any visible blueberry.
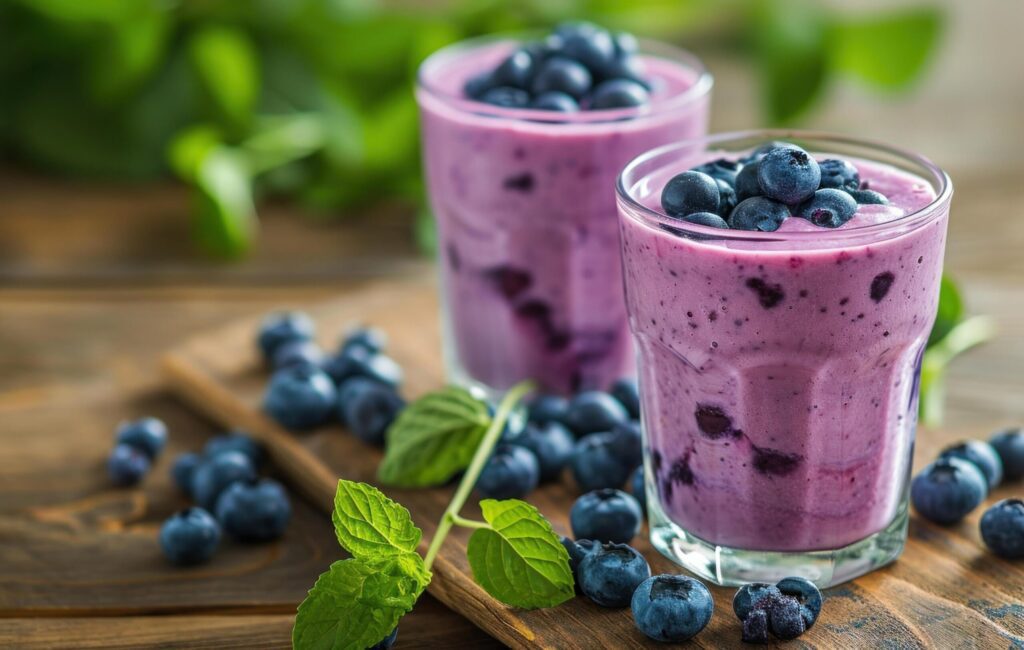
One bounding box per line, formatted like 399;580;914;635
732;583;782;621
679;211;729;229
564;391;628;437
171;452;202;495
990;428;1024;480
215;478;292;541
554;21;602;39
660;171;720;218
257;311;314;362
729;197;789;232
529;91;579;112
463;72;494;99
476;444;539;499
741;141;790;164
509;421;575;482
571;432;634;492
769;595;807;640
337;378;405;446
734;160;761;200
528;394;570;425
577;542;651;608
570;488;642;544
492;48;536;90
589;79;649;109
323;345;403;388
531;57;592;99
775;576;822;628
272;340;324;370
609;420;643;470
561;536;599;583
480;86;530;108
741;607;769;644
795;188;858;229
715;179;738;218
938;440;1004;490
595;54;650;88
159;507;221;566
115;417;167;460
612;31;639;57
560;28;616;74
263;364;338;430
368;627;398;650
910;457;988;525
630;466;646;514
203;432;264;468
609;378;640;418
692;158;742;186
107;444;150;486
817;158;860;191
757;146;821;204
847;188;890;205
979;499;1024;559
631;574;714;642
340;326;387;356
190;450;257;510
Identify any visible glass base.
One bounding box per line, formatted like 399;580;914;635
648;498;909;589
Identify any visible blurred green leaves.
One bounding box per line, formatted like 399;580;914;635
831;9;943;91
187;26;260;132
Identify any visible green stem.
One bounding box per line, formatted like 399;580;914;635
919;315;997;427
423;380;534;570
451;514;489;529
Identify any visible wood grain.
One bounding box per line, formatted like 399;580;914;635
162;281;1024;649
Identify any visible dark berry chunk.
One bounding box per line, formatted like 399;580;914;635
757;145;821;204
775;577;822;629
796;188;858;229
492;48;536;89
744;277;785;309
869;271;895;302
769;595;807;640
818;158;860;191
751;446;802;476
734;160;762;200
661;171;720;218
729;197;788;232
668;455;695;486
483;265;532;300
503;172;535;192
847;188;890;205
529;91;579;112
692;158;742;186
531;57;592;99
480;86;530;108
589;79;649;109
741;608;769;644
733;583;782;620
695;404;737;439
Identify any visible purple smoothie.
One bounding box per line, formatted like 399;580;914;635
618;137;951;555
417;38;711;395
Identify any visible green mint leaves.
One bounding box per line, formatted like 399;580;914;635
378;386;492;487
467;499;575;609
333;480;422;557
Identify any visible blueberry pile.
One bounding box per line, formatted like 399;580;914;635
463;22;652;112
107;417;168;486
162;431;292;565
911;428;1024;558
258;312;406;444
733;577;822;643
660;141;891;232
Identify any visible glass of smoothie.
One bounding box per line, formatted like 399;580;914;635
616;131;951;587
417;26;712;397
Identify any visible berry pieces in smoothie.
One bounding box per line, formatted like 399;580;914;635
744;277;785;309
869;271;896;302
990;428;1024;480
911;457;988;525
694;404;740;439
751;445;802;477
979;499;1024;559
483;265;533;300
631;575;714;642
938;440;1004;490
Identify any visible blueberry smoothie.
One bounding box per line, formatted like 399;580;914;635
617;134;951;585
417;24;711;395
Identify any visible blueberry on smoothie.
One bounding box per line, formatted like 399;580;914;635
692;158;742;186
847;188;890;205
115;417;168;460
630;466;647;514
107;444;150;486
215;478;292;541
492;48;536;90
938;440;1004;490
757;145;821;205
741;141;790;164
734;160;762;200
715;178;738;218
570;488;642;544
530;91;579;112
989;428;1024;480
729;197;789;232
528;394;570;425
463;72;494;99
979;499;1024;559
171;452;201;495
509;421;575;482
564;391;628;436
818;158;861;191
661;171;720;218
609;378;640;418
531;57;592;99
631;575;714;642
578;542;651;608
160;507;221;566
337;377;405;446
589;79;649;109
571;432;634;492
560;27;616;73
257;311;314;362
612;31;639;57
476;444;540;499
910;457;988;525
796;188;858;229
679;212;729;229
191;450;257;510
263;364;338;430
204;432;264;468
481;86;530;108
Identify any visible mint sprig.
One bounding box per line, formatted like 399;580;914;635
293;381;574;650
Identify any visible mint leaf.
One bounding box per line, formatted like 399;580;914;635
187;25;259;130
333;479;422;558
466;499;575;609
293;553;430;650
928;274;964;346
830;8;943;91
192;147;257;259
378;386;491;487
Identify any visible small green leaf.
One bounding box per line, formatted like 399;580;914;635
293;554;429;650
467;499;575;609
187;25;259;130
192;147;258;258
831;8;943;91
928;274;964;347
378;386;491;488
332;479;422;558
168;124;222;181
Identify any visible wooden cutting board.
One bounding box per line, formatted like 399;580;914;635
162;279;1023;649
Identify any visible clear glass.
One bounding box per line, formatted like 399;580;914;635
616;131;952;587
417;35;712;397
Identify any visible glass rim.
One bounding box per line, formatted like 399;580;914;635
616;129;953;243
416;32;713;125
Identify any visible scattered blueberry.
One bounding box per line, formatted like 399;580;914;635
938;440;1004;490
509;421;575;482
480;86;530;108
990;428;1024;480
577;542;651;608
337;377;405;446
796;188;858;228
529;394;569;426
271;339;324;370
775;576;822;629
733;583;782;621
107;444;150;486
734;160;761;201
191;450;257;510
171;452;202;495
571;432;634;492
368;627;398;650
531;57;592;99
742;607;769;644
979;499;1024;559
680;211;729;229
847;188;890;205
561;536;599;585
757;145;821;204
258;311;314;362
609;378;640;418
492;49;536;89
589;79;649;109
160;507;221;566
729;197;789;232
609;420;643;470
769;595;807;640
570;488;642;544
323;345;403;388
263;364;338;430
115;417;167;460
817;158;860;191
530;91;579;112
564;390;629;437
215;478;292;541
204;432;264;468
910;457;988;525
476;444;540;499
629;466;646;514
340;326;387;356
661;171;720;218
631;574;714;642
